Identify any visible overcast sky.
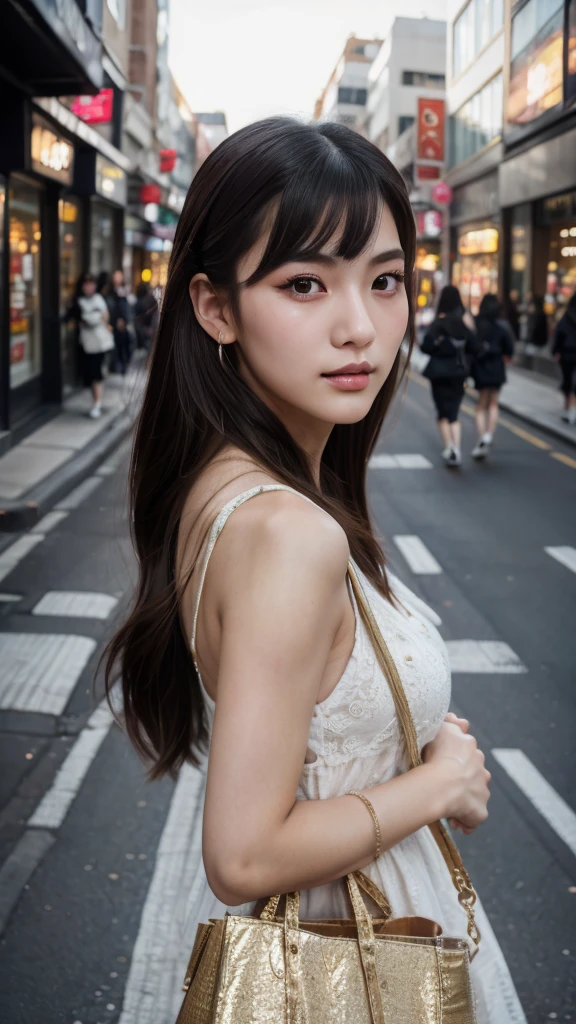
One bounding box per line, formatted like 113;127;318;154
169;0;446;135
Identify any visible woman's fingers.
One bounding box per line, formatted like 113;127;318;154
448;817;476;835
445;712;470;733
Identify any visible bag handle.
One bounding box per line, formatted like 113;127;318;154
347;561;481;954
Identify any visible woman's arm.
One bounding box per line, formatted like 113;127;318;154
199;493;490;906
419;325;438;355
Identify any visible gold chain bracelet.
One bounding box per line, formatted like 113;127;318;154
348;790;382;861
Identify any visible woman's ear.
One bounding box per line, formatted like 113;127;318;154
189;274;236;345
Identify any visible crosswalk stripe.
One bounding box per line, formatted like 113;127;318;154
118;764;205;1024
492;749;576;858
545;546;576;575
393;535;442;574
369;453;433;469
0;534;44;584
0;633;97;714
28;702;114;829
32;591;119;619
31;510;69;534
55;475;103;510
446;640;527;674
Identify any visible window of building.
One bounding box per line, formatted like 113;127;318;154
8;176;42;391
453;0;504;77
568;0;576;101
398;115;415;135
448;73;503;166
507;0;564;127
402;71;445;88
337;86;368;106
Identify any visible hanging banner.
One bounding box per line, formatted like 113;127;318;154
72;89;114;124
417;98;445;162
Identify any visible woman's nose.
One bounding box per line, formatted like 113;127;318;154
331;296;376;348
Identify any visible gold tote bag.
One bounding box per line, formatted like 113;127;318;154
176;562;481;1024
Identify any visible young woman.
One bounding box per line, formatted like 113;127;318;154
552;291;576;424
471;293;515;459
108;268;133;374
106;118;523;1021
67;272;114;418
420;284;478;467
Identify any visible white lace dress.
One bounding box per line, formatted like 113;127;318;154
184;485;526;1024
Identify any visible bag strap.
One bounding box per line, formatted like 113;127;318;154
347;561;481;954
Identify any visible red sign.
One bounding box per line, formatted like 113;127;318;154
417;164;441;181
417;98;445;162
432;181;453;205
72;89;114;124
416;210;442;238
159;149;177;173
140;184;162;204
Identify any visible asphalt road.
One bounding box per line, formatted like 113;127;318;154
0;376;575;1024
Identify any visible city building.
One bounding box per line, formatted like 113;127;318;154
313;36;382;131
444;0;505;315
365;18;447;321
499;0;576;348
0;0;209;448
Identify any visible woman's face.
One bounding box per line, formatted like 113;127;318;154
230;204;409;433
83;280;96;297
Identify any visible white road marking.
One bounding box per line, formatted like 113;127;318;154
0;633;97;714
118;764;205;1024
0;829;56;935
32;591;118;620
492;749;576;858
545;546;576;575
369;453;433;469
0;594;22;602
446;640;527;674
0;534;44;584
28;701;114;829
55;475;103;510
31;510;69;534
393;535;443;574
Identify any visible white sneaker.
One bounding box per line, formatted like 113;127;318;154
89;405;102;419
472;440;490;459
562;409;576;425
445;447;461;468
441;447;453;462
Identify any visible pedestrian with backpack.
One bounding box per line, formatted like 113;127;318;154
471;294;515;459
420;284;478;467
552;291;576;424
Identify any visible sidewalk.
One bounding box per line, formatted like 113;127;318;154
409;348;575;447
0;362;144;532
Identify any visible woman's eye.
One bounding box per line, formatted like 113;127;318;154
290;277;322;295
373;273;403;293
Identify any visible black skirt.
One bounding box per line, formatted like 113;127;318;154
430;379;465;423
82;351;105;387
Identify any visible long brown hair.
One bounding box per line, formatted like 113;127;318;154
104;117;416;779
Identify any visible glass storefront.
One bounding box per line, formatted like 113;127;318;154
8;176;42;391
90;199;117;275
452;225;500;315
59;197;83;393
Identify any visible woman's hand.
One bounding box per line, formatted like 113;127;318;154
423;716;491;832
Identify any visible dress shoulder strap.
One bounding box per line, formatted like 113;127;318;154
190;484;316;657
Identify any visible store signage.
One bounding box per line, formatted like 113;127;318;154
72;89;114;124
159;148;177;173
30;116;74;185
416;210;442;238
458;228;499;255
417;164;441;181
432;181;452;205
417;98;445;162
96;154;127;206
140;184;162;204
507;17;563;127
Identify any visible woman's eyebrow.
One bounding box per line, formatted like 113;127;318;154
280;246;405;268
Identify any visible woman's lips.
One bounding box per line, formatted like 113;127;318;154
321;365;373;391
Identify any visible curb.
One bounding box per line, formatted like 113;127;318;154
0;412;134;536
496;397;576;449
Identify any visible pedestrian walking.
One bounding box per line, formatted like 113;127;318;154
552;292;576;424
471;294;515;459
526;294;548;350
66;272;114;418
420;284;479;467
108;268;133;374
133;281;158;351
105;118;521;1023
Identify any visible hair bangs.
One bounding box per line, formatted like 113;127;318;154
244;151;386;286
